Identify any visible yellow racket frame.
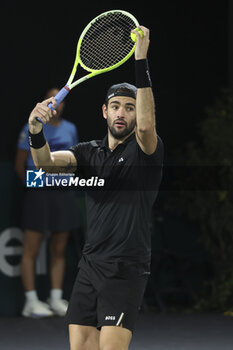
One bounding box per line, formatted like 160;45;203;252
66;10;139;89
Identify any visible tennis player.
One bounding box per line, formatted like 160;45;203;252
28;26;163;350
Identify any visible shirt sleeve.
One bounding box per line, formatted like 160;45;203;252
137;135;164;166
136;135;164;191
69;141;93;177
17;124;29;151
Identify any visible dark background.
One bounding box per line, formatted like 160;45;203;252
0;0;229;161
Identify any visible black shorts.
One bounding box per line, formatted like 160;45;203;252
65;256;149;332
21;189;80;233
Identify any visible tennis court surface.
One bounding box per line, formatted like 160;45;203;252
0;311;233;350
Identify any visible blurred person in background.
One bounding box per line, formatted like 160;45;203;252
15;88;79;318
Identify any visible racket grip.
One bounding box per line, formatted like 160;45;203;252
48;85;70;110
36;85;70;123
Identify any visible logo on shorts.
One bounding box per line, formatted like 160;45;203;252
105;315;116;320
26;168;45;187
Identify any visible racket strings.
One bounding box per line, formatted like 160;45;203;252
80;12;137;70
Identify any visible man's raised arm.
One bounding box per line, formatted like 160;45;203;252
133;26;157;155
28;97;77;173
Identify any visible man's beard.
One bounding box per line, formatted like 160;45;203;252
108;118;136;140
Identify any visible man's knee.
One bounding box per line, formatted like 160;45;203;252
99;326;131;350
100;344;129;350
69;324;99;350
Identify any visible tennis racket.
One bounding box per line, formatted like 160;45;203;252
38;10;139;120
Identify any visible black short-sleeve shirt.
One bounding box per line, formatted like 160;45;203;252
69;132;164;263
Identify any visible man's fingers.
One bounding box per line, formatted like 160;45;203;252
42;96;57;108
138;25;150;37
132;26;149;40
32;103;52;122
29;96;57;127
133;25;150;60
35;105;50;119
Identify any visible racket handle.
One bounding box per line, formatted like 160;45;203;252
48;85;70;110
36;85;70;123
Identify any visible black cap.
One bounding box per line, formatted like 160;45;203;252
105;82;137;104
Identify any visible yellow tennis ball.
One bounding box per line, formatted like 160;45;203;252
130;28;143;42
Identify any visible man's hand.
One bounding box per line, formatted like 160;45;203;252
28;97;57;134
132;25;150;60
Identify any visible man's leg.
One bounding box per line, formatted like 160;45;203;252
99;326;132;350
69;324;100;350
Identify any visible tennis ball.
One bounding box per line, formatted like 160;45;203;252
130;28;143;42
